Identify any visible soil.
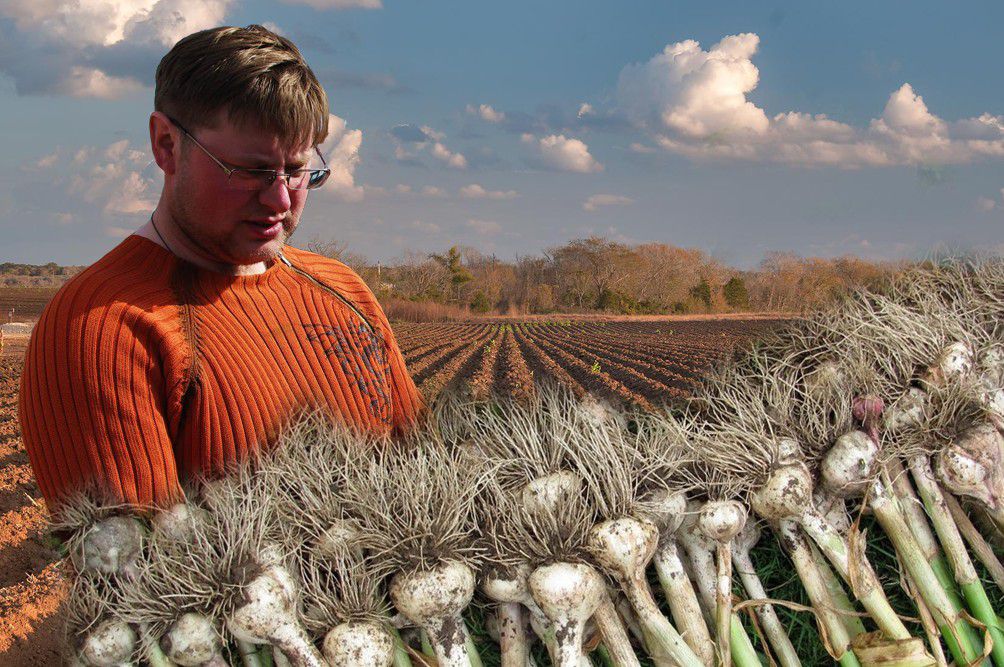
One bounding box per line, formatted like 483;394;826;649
0;346;68;667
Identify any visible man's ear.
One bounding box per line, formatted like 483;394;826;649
150;112;179;176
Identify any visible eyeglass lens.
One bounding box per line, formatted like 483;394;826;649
226;169;329;191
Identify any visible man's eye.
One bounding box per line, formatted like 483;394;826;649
233;169;265;181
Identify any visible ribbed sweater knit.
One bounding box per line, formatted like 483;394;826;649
19;235;424;509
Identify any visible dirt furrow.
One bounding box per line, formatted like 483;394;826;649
0;560;69;655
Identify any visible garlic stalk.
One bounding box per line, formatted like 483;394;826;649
678;502;760;667
821;430;987;667
732;522;801;667
697;499;747;667
585;517;704;667
751;460;911;641
645;488;714;666
777;519;862;667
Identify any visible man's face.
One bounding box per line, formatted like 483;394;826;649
168;111;315;267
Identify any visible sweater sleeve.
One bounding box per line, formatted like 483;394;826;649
18;289;184;511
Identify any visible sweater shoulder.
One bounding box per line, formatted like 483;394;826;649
42;235;177;318
282;246;373;296
281;245;389;326
32;236;182;351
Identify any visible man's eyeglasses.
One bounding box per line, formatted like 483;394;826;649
165;115;331;191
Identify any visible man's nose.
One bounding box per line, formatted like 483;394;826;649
259;174;292;212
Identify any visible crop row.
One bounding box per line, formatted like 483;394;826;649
395;319;780;407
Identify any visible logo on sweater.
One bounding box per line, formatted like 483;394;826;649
303;322;391;425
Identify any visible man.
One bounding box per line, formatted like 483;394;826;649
19;25;424;510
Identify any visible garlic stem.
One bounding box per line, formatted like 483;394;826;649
868;474;987;667
778;519;858;664
809;544;866;639
911;457;1004;667
651;541;714;665
586;517;705;667
482;565;571;665
235;639;264;667
497;602;529;667
798;504;912;640
752;462;910;639
945;493;1004;593
388;627;413;667
733;534;801;667
714;543;732;667
677;510;759;667
698;500;747;667
906;566;950;667
592;594;642;667
887;458;967;615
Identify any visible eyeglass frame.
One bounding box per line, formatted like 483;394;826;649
164;114;331;191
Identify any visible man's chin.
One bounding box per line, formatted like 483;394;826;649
240;235;287;265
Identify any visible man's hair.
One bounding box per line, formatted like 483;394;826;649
155;25;329;149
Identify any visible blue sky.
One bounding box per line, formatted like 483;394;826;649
2;1;1003;267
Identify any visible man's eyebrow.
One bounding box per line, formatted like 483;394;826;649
236;153;312;168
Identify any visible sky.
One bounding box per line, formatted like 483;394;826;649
1;1;1003;268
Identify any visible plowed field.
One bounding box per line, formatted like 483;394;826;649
397;318;784;409
0;315;782;665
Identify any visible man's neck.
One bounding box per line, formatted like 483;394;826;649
135;216;272;276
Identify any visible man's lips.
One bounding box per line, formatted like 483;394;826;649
243;219;284;238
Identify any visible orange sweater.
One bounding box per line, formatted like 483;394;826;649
19;235;424;509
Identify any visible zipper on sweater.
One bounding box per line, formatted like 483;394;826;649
278;252;378;337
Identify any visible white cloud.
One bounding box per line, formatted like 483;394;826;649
976;197;997;212
629;142;656;154
420;125;446;142
0;0;233;97
317;114;364;202
466;218;501;235
386;184;445;198
32;151;59;170
390;124;468;169
278;0;381;9
466;104;506;123
410;220;441;234
522;133;603;173
459;184;518;200
616;34;1004;168
430;142;468;169
577;103;594;118
105;225;137;238
618;33;768;139
49;138;159;216
583;194;634;212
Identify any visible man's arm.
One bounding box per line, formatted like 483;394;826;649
18;296;183;511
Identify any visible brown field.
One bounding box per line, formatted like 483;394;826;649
0;287;60;323
397;318;785;409
0;315;782;665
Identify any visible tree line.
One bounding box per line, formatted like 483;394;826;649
308;236;901;318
